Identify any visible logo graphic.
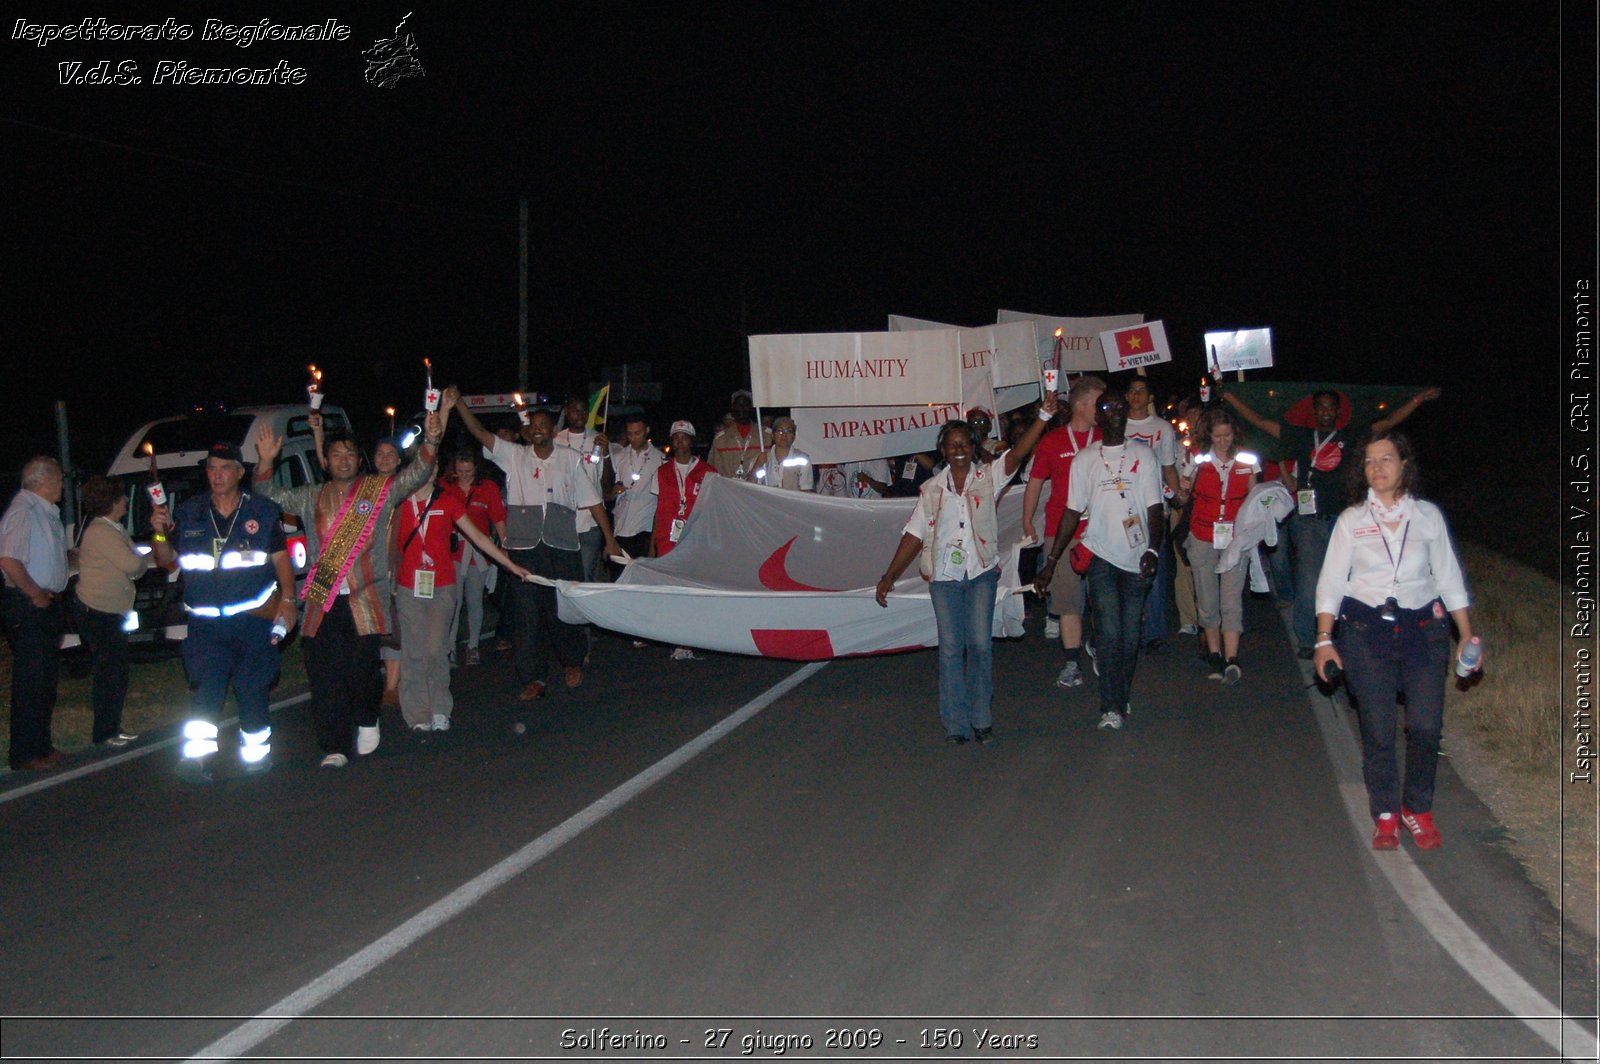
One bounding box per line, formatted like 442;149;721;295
757;537;844;593
356;500;374;515
243;519;260;535
364;12;424;88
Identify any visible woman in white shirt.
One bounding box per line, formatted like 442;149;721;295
749;417;813;492
874;393;1057;745
1313;432;1477;851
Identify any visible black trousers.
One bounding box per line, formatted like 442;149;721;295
302;596;382;756
510;543;585;685
72;600;131;743
2;587;62;767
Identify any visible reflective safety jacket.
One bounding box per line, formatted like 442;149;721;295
174;492;283;618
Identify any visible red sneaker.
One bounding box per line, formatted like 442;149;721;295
1372;813;1400;850
1401;809;1442;849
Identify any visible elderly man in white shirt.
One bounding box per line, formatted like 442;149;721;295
0;456;71;770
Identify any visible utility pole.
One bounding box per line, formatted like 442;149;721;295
518;197;529;391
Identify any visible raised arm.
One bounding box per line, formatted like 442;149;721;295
444;386;497;452
1000;391;1059;478
1371;386;1441;435
1220;389;1281;439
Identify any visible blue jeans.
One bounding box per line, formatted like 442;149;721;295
928;568;999;738
1291;513;1335;647
1336;597;1450;818
183;614;279;736
1085;556;1153;716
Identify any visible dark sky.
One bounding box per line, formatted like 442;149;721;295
5;2;1563;473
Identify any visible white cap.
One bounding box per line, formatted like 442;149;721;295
669;419;696;439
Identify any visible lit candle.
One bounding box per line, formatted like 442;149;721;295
385;406;396;435
423;358;440;412
307;364;324;409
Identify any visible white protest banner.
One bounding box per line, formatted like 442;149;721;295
790;382;1041;466
749;329;961;408
997;310;1144;373
1205;328;1275;372
1100;320;1173;372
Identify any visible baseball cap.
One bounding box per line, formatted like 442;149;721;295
669;420;696;439
731;389;753;403
203;441;244;466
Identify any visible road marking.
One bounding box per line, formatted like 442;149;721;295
182;660;829;1063
0;693;312;806
1285;608;1596;1060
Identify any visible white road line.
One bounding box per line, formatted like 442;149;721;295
182;660;829;1064
1286;608;1597;1060
0;693;312;806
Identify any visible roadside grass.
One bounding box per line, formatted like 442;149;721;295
1446;543;1563;771
0;638;307;760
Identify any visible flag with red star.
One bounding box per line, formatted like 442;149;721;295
1100;320;1172;371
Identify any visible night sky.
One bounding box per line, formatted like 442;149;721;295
4;2;1567;544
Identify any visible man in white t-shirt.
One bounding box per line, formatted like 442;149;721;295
554;396;610;583
1032;389;1164;731
608;413;664;565
1122;377;1182;651
450;389;620;700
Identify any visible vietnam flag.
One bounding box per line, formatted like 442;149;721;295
1100;320;1172;371
1116;326;1155;358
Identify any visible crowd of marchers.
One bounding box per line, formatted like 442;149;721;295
3;375;1474;850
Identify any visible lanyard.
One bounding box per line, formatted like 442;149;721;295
1066;426;1092;456
1368;507;1411;593
675;462;692;517
1100;445;1129;500
410;495;438;567
1308;431;1338;483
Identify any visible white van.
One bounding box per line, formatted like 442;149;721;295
82;404;353;649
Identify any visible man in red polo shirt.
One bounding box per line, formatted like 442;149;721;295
1022;375;1104;688
651;419;717;661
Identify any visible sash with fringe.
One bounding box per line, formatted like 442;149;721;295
301;475;394;616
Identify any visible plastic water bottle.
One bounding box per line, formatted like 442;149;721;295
270;621;289;645
1455;636;1484;677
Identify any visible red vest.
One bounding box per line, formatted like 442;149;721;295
1191;456;1256;542
653;460;713;556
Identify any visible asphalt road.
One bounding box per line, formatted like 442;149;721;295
1;596;1594;1062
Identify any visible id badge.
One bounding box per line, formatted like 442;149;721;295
1212;521;1234;549
1297;489;1317;516
212;538;228;561
901;460;917;481
669;518;686;543
948;545;966;568
1122;515;1147;550
413;570;435;600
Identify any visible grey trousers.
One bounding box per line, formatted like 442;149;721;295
397;582;459;727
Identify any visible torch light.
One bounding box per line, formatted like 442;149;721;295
307;365;324;409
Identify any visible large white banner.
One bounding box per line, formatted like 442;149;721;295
556;475;1043;658
749;329;962;408
779;317;1039;464
997;309;1144;373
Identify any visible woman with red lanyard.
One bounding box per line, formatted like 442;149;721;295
1313;432;1477;850
395;469;531;732
443;450;507;668
1177;406;1258;685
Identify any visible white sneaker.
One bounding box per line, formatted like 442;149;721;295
1223;661;1242;686
356;724;380;755
1055;662;1084;688
1097;710;1124;730
432;713;450;732
1044;616;1060;640
320;753;348;769
1178;624;1199;636
670;647;701;661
